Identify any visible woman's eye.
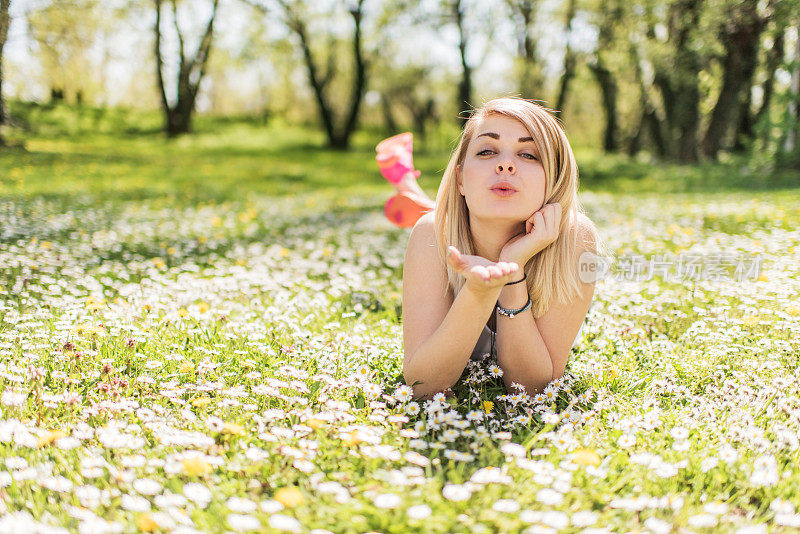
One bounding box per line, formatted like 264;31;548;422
521;153;538;160
477;149;494;156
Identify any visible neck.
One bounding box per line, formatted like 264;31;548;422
468;213;524;262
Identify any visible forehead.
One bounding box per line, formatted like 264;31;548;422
471;114;531;140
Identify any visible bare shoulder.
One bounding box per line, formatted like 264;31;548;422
409;211;436;241
572;212;598;254
405;212;439;263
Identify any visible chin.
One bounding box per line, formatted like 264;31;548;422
471;207;527;223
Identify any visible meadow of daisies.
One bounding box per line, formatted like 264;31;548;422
1;113;800;533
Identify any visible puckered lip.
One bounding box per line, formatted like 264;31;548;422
489;181;518;192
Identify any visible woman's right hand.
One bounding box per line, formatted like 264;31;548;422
446;246;520;295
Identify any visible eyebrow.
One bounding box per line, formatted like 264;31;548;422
476;132;534;143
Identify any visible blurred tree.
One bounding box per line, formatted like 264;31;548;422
588;0;621;152
507;0;544;100
753;0;787;144
0;0;9;146
375;63;439;143
25;0;109;105
451;0;473;121
650;0;704;162
555;0;578;115
245;0;368;149
154;0;220;136
701;0;766;157
627;36;668;157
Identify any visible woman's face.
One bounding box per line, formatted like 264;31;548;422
457;114;546;222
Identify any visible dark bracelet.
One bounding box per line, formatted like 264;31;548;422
505;273;527;286
496;297;532;318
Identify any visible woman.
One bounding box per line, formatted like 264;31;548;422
400;97;604;401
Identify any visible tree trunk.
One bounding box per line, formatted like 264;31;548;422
380;93;398;134
661;0;703;162
589;60;619;152
454;0;472;120
784;21;800;154
755;26;785;138
508;0;542;99
154;0;219;137
339;0;368;150
555;0;577;114
702;0;764;158
0;0;9;147
627;41;668;157
275;0;366;149
590;2;620;152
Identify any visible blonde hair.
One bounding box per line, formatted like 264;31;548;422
434;97;605;318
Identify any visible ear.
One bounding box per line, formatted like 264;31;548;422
456;164;464;196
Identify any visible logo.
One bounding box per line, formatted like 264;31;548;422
578;251;612;283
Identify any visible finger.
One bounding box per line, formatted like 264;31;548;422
543;206;554;230
533;212;545;231
471;265;490;281
500;262;517;276
486;265;503;278
446;247;466;272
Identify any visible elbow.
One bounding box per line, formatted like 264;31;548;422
403;358;457;401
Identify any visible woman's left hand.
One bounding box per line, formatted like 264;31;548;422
499;203;562;266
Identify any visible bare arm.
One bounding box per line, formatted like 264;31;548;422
495;218;597;393
402;214;519;400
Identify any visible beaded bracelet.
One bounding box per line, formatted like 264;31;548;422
504;273;527;286
496;297;532;318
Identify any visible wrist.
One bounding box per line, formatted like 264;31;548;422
499;253;530;270
463;281;503;303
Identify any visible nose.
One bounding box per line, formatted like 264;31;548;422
496;162;515;174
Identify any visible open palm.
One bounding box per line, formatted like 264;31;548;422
446;246;520;293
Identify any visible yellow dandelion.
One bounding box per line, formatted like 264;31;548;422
37;430;66;447
482;401;494;414
341;431;361;447
85;296;106;311
191;396;211;407
181;457;212;476
167;246;176;255
222;422;245;436
742;315;759;327
757;273;768;282
179;361;195;374
572;448;602;466
306;418;325;430
274;487;304;508
136;513;159;532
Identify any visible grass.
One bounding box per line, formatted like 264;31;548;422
0;102;799;533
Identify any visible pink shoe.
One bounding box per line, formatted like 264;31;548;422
376;132;421;188
384;192;435;229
